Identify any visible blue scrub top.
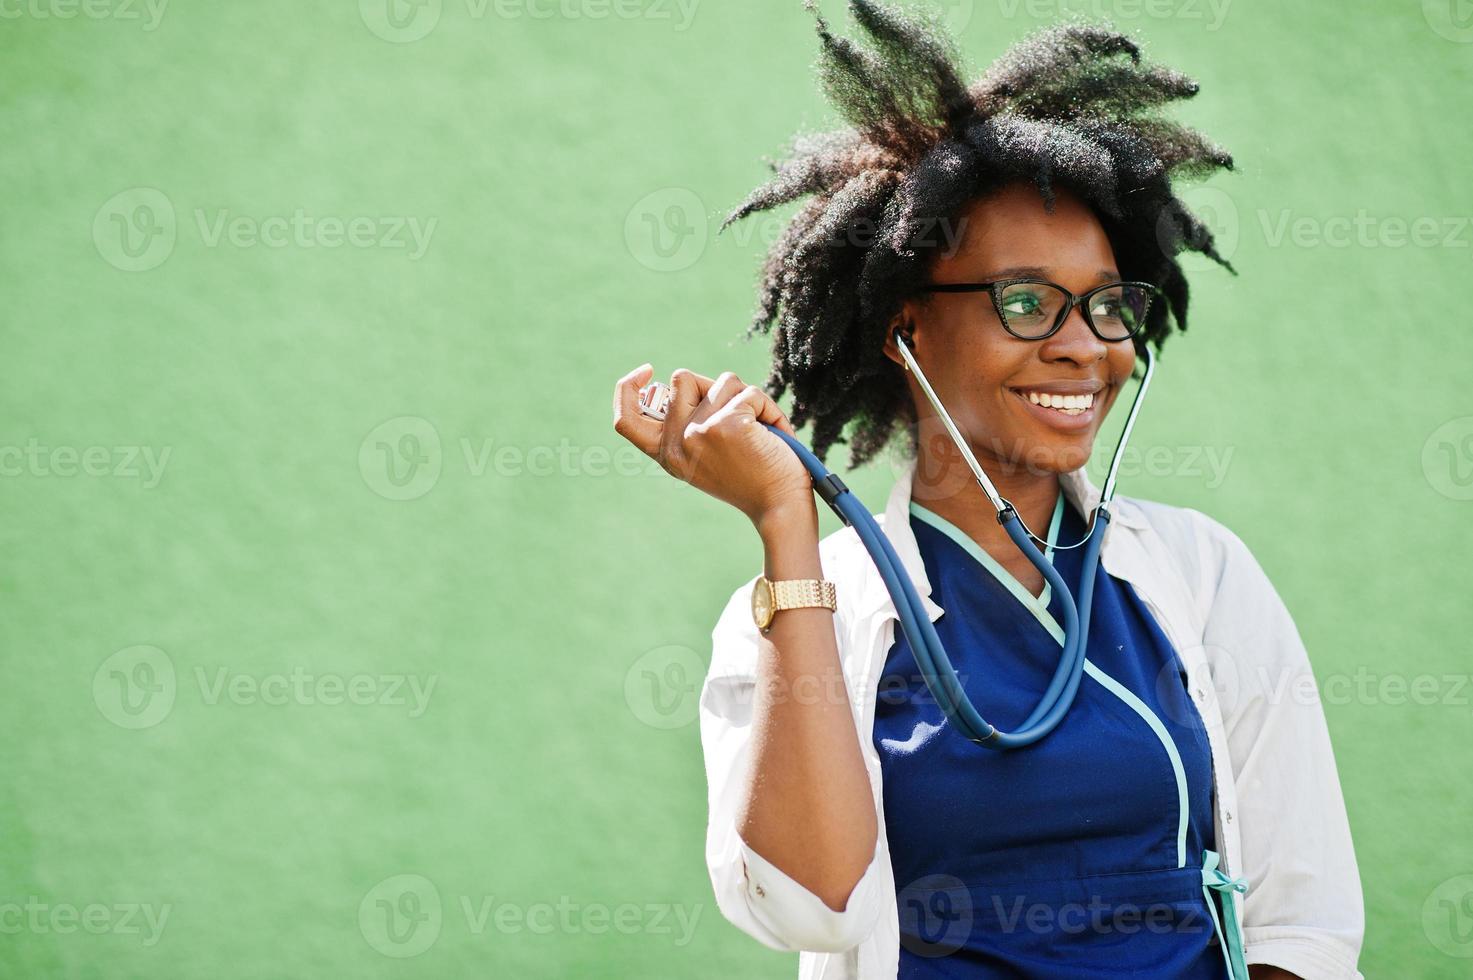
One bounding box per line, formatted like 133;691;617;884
873;492;1229;978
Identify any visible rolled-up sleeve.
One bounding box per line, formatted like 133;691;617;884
699;578;887;954
1195;515;1366;979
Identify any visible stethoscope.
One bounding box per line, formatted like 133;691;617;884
639;329;1156;750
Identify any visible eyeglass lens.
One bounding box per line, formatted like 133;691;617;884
995;281;1150;340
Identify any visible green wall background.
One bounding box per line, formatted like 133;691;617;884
2;0;1470;976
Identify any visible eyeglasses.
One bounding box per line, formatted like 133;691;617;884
917;277;1161;341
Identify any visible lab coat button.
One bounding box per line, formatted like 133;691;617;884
754;883;766;898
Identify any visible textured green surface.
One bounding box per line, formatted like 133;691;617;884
1;1;1470;976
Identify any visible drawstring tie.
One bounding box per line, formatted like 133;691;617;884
1201;849;1249;979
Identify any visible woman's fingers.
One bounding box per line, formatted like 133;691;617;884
614;364;806;517
611;363;661;456
698;372;746;420
708;381;795;436
747;385;797;436
661;369;714;464
616;365;797;478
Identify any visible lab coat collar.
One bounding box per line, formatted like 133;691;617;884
855;456;1147;622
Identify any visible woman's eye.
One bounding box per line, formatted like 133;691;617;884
1002;294;1044;317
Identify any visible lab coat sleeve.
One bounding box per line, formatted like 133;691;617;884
699;576;888;954
1194;513;1366;980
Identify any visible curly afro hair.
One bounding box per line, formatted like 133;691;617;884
720;0;1235;469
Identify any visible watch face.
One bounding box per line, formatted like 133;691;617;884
751;577;774;630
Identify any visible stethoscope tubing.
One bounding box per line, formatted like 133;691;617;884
759;337;1152;750
764;424;1106;748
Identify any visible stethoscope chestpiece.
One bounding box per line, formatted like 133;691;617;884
637;381;673;421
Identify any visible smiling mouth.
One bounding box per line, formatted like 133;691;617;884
1008;385;1108;430
1016;389;1095;416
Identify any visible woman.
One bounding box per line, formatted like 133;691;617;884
611;4;1363;977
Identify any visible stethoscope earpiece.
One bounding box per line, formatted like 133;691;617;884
892;323;915;368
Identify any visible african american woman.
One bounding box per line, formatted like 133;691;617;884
611;3;1363;977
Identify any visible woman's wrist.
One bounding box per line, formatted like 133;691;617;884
753;496;819;543
754;498;822;578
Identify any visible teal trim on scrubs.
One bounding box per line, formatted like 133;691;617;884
909;492;1064;631
878;490;1227;977
911;492;1190;867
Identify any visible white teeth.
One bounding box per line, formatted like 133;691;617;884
1023;390;1094;414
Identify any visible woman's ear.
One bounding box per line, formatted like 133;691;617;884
883;302;918;368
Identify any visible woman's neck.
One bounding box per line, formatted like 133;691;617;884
909;442;1062;596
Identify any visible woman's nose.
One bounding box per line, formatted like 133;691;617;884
1040;305;1109;365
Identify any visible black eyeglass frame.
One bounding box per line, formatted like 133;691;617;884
917;277;1163;342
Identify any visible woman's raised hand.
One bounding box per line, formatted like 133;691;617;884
612;364;815;528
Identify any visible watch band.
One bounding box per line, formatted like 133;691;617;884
768;579;838;614
753;575;838;634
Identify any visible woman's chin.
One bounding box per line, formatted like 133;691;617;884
1016;436;1095;477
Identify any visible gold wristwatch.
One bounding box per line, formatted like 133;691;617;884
750;576;838;634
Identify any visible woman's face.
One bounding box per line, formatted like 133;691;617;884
885;181;1140;480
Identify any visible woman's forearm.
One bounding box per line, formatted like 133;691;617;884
736;501;879;913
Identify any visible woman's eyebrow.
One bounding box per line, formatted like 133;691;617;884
984;265;1051;278
984;266;1122;282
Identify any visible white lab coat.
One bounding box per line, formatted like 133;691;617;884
700;458;1365;979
